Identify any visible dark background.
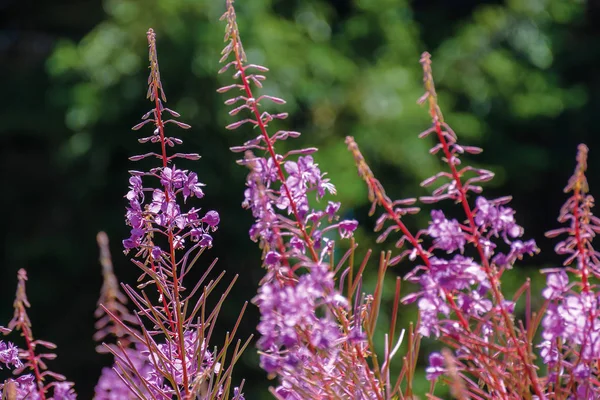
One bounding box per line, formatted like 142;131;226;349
1;0;600;398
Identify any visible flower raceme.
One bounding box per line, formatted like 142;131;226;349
540;144;600;398
346;52;543;398
217;2;390;399
123;35;215;256
0;270;76;400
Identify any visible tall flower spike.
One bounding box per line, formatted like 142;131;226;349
2;269;76;400
109;28;248;400
541;144;600;398
416;52;544;399
219;4;385;399
93;232;138;352
346;52;544;398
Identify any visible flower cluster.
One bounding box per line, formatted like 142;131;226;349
0;339;21;370
412;56;541;394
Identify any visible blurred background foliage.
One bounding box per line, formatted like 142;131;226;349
1;0;600;397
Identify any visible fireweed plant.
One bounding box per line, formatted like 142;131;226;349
2;3;600;399
93;28;250;400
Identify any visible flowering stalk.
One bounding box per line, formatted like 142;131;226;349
541;144;600;399
101;27;248;400
93;231;151;399
347;137;504;397
93;232;139;352
0;269;76;400
346;52;544;398
418;52;542;398
217;2;407;398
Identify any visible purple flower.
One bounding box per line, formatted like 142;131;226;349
542;271;569;300
475;197;523;240
0;340;21;369
425;352;445;380
123;228;144;250
0;374;38;400
232;387;245;400
160;167;186;189
198;234;213;247
492;239;539;268
541;303;565;342
126;176;143;201
151;246;162;260
428;210;465;253
95;346;156;400
201;210;220;227
537;340;559;364
426;255;487;292
409;255;490;337
264;251;281;266
182;172;205;200
417;288;450;337
125;199;143;229
338;219;358;239
284;156;335;199
52;382;77;400
325;201;340;219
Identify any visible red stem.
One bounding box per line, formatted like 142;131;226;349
22;330;47;400
572;188;590;292
152;87;189;397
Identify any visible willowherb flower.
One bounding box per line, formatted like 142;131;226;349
540;144;600;397
218;2;386;398
428;210;466;253
346;52;544;398
425;352;445;381
92;28;248;400
0;340;21;369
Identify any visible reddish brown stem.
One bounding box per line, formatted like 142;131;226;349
22;332;47;400
151;76;189;398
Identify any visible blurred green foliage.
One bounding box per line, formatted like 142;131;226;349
2;0;600;398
